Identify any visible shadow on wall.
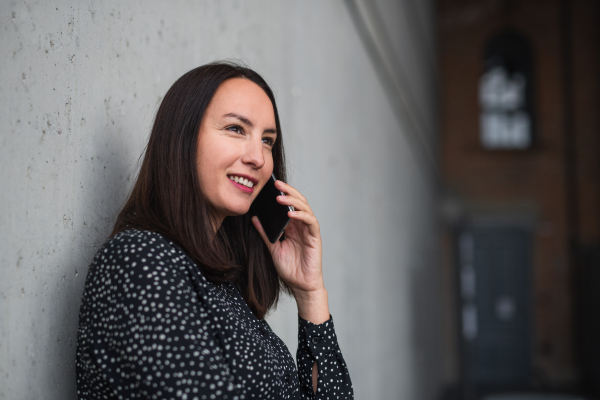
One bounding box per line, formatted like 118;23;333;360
40;117;136;398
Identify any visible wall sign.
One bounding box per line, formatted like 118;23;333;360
479;31;535;150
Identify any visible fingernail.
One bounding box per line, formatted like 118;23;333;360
289;211;297;216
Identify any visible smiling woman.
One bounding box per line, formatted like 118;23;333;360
75;62;353;399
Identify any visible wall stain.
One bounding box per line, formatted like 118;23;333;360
67;18;74;36
104;97;114;125
65;99;72;133
12;41;23;59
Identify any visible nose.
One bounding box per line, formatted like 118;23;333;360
241;137;265;169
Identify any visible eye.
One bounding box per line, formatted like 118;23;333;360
226;125;244;134
262;137;275;147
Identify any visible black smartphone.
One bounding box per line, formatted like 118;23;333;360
250;174;293;243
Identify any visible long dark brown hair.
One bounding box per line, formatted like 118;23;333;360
112;62;287;319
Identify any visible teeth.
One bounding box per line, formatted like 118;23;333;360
229;175;254;188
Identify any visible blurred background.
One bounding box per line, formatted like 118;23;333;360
0;0;598;399
437;0;600;399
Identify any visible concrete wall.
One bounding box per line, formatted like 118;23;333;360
0;1;441;399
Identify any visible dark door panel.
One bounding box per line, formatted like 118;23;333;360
458;225;533;395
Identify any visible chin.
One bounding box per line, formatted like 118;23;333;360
225;203;252;217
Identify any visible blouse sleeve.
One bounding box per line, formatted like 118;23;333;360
296;315;354;399
76;232;240;399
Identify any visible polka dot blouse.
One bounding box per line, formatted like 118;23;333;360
76;229;353;399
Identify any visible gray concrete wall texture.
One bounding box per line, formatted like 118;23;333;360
0;1;441;399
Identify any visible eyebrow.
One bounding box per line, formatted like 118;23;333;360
223;113;277;135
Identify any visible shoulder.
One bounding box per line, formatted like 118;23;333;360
79;229;213;341
100;228;173;258
85;229;196;298
93;228;191;270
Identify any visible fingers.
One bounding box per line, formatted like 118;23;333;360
288;210;320;237
274;180;321;238
274;181;313;215
275;180;307;203
277;194;313;216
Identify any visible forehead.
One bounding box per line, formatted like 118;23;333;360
207;78;275;123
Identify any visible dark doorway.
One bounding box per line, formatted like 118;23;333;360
457;223;534;398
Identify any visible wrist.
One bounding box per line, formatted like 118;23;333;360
293;287;330;325
292;285;326;300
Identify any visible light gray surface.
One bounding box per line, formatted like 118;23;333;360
0;1;441;399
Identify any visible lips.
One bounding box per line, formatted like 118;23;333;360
227;174;257;193
227;174;257;188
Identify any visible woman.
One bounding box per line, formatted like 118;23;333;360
76;62;353;399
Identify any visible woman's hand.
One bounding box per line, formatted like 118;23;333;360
252;180;329;325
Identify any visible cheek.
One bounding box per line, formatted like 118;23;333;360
197;144;236;179
264;150;275;175
196;153;216;185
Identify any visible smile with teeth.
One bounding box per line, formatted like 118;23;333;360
228;175;255;188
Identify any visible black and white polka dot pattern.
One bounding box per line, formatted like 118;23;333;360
76;229;353;399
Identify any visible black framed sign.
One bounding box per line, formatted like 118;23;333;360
479;30;535;150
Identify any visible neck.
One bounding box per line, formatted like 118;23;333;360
211;213;225;233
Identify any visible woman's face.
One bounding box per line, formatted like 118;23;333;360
196;78;277;223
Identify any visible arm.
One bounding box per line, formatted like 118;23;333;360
296;314;353;399
294;286;330;392
252;181;353;399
